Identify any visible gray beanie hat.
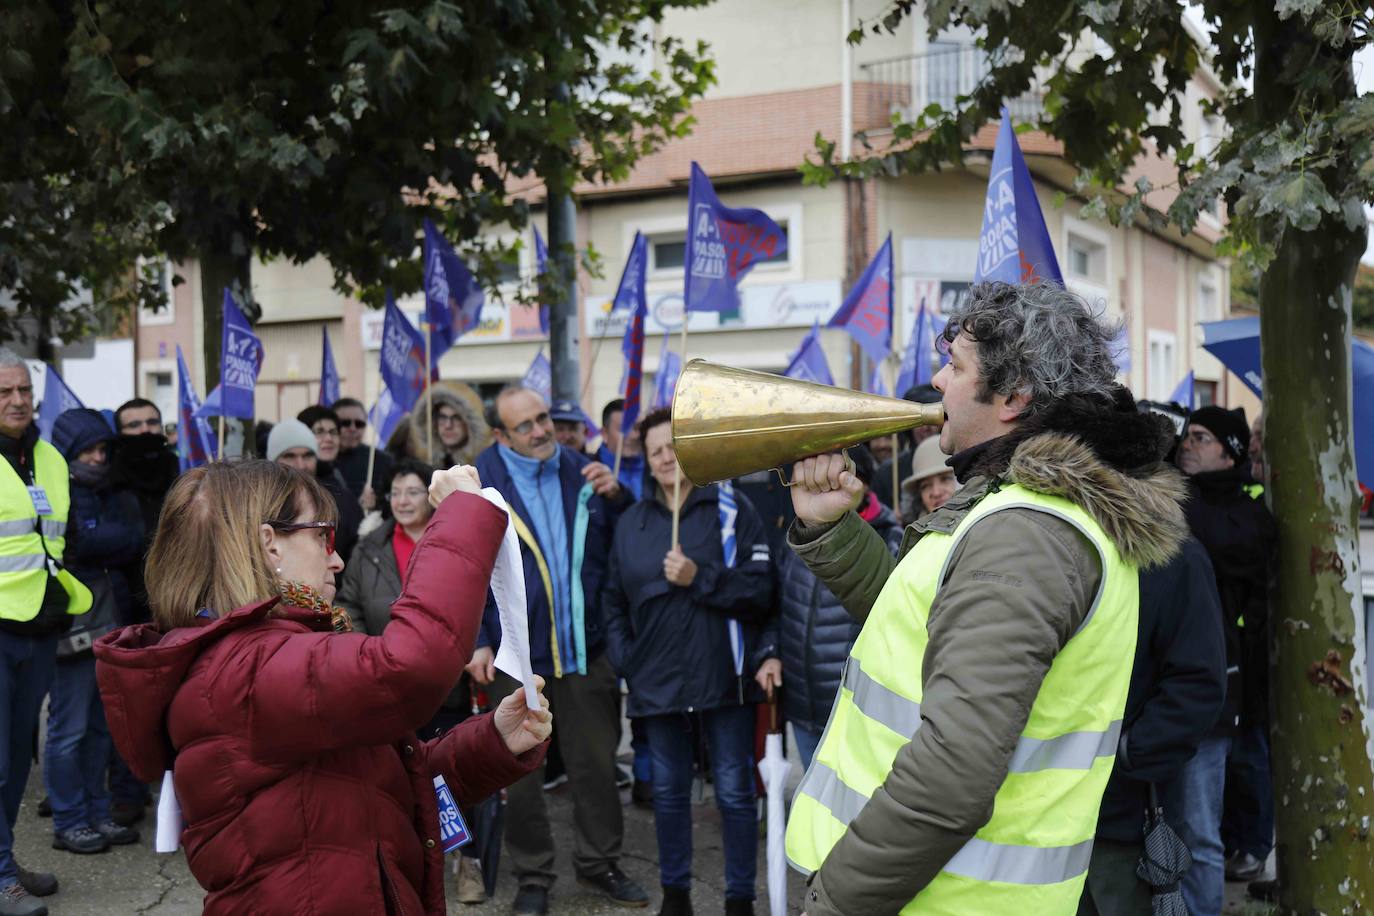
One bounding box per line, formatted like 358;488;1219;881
266;419;318;462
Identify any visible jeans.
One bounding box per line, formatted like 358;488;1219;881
644;706;757;901
1222;724;1274;860
791;722;821;772
44;656;112;833
631;717;653;783
1162;734;1230;916
0;631;57;886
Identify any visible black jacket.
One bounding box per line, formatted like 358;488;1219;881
316;461;362;564
1182;466;1276;728
603;484;775;718
108;432;179;626
1095;535;1227;842
766;495;903;735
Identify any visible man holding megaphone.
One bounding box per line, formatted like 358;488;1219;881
781;281;1189;916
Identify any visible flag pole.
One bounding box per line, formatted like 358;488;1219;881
889;353;901;521
217;415;225;461
423;322;433;460
671;315;690;551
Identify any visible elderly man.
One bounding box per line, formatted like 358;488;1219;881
784;283;1187;915
468;386;647;916
0;351;94;916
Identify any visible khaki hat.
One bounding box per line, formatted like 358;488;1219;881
901;435;951;495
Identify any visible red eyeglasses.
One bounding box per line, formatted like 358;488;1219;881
267;520;337;555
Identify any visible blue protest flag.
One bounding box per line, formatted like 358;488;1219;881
380;291;429;413
35;365;84;441
865;364;889;397
1169;371;1196;410
369;387;407;446
618;233;650;436
894;304;928;396
684;162;787;313
652;339;682;410
975;107;1063;285
523;352;553;403
423;218;485;365
534;226;550;335
176;345;217;472
319;328;341;407
783;322;835;387
828;234;894;363
197;290;263;419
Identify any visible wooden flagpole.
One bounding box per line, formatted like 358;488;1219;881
217;415;225;461
423;322;433;460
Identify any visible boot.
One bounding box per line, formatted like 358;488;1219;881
724;898;754;916
657;886;692;916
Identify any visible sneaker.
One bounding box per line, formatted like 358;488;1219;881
109;800;145;827
512;884;548;916
52;825;109;855
96;819;140;846
578;866;649;907
13;868;54;899
657;886;692;916
455;856;485;905
34;798;50;819
1225;851;1265;882
541;773;568;792
0;883;46;916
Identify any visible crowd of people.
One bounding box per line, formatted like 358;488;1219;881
0;278;1293;916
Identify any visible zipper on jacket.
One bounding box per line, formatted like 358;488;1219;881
376;846;409;916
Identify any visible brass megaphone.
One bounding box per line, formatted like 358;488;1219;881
671;359;944;486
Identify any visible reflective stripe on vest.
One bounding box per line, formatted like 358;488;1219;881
785;483;1139;912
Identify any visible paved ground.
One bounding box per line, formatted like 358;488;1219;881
10;734;1263;915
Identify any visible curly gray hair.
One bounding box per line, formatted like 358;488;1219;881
940;281;1121;420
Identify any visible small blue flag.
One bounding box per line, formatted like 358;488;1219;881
380;291;428;413
36;365;84;441
319;328;341;407
783;322;835;387
176;345;217;472
975;107;1063;285
652;338;682;410
828;234;894;363
197;290;263;419
684;162;787;313
523;352;552;403
369;387;406;446
1169;371;1196;410
424;219;485;367
618;233;650;437
864;364;889;397
895;300;934;395
534;226;550;335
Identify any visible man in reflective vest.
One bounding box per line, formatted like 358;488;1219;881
0;351;92;916
783;282;1189;915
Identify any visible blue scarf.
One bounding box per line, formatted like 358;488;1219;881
717;481;745;676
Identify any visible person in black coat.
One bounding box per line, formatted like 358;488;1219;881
1079;535;1227;915
602;408;774;916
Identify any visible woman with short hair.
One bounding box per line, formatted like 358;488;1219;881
94;460;550;915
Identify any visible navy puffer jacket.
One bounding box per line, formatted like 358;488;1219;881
774;495;903;734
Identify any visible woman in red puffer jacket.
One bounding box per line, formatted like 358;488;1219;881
94;460;549;916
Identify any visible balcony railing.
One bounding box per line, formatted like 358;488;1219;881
856;45;1044;131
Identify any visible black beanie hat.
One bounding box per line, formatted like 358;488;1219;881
1188;405;1249;463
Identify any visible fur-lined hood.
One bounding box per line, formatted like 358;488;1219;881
966;389;1189;570
399;381;491;467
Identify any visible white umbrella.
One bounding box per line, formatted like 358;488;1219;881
757;702;792;916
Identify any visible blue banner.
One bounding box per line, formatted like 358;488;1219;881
783;322;835;387
1169;371;1195;410
864;364;889;397
35;365;84;441
534;226;550;335
828;234;893;363
523;352;552;402
319;328;340;407
424;218;485;366
176;345;217;472
380;291;428;413
197;291;263;419
684;162;787;313
652;338;682;410
895;300;935;394
618;233;650;436
369;387;406;446
975;107;1063;285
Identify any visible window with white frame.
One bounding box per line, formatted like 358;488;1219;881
1197;272;1220;322
1066;232;1107;285
138;258;176;326
1147;330;1178;402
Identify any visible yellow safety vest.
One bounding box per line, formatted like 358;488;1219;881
786;483;1138;914
0;440;91;620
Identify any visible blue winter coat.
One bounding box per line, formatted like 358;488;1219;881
603;484;775;718
770;496;903;734
474;444;627;678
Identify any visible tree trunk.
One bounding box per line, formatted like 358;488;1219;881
1256;14;1374;911
197;243;252;395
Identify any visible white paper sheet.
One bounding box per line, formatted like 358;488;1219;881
154;769;182;853
479;487;539;710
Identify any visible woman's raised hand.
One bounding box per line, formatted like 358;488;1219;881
428;465;482;509
493;676;553;755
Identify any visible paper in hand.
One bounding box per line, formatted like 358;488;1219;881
478;487;539;710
